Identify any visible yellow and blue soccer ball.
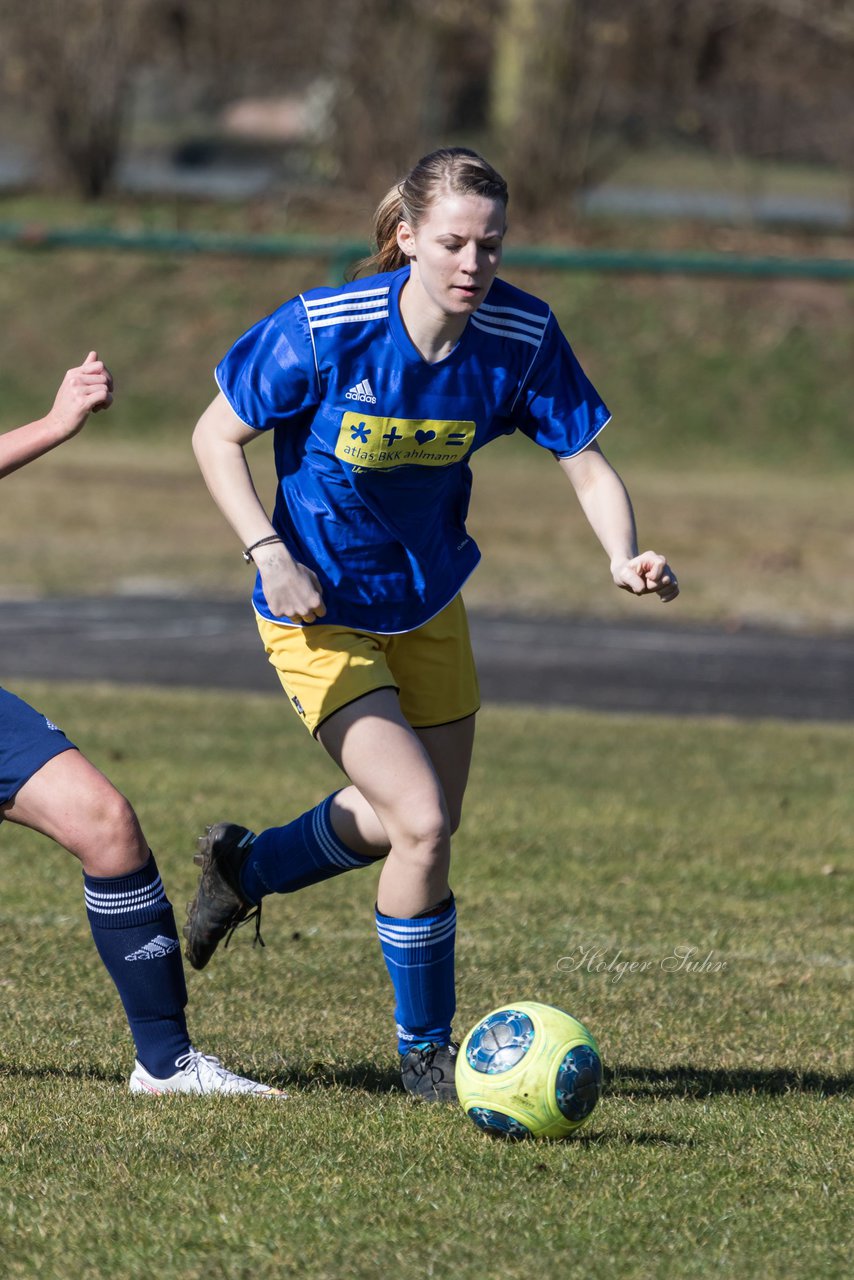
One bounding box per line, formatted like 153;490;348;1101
456;1001;603;1139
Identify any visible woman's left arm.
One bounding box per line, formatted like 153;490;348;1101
558;441;679;604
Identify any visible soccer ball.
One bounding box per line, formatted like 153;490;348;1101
456;1001;603;1140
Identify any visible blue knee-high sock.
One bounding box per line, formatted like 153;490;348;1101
239;793;378;902
375;895;456;1053
84;855;189;1078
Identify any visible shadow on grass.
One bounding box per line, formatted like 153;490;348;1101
576;1129;693;1148
0;1059;401;1093
606;1064;854;1098
0;1063;125;1085
270;1059;402;1094
5;1061;851;1102
265;1061;854;1101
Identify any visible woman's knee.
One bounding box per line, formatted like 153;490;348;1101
391;797;451;859
75;780;148;871
94;784;140;839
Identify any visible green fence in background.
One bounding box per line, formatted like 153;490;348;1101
1;223;852;284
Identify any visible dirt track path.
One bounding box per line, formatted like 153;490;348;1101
1;597;851;722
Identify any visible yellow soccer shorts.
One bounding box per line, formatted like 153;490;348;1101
255;594;480;736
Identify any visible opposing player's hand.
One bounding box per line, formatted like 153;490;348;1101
254;544;327;624
611;551;679;603
47;351;114;440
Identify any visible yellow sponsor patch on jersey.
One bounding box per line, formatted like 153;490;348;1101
336;413;475;470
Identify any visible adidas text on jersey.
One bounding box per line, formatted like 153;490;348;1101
345;378;377;404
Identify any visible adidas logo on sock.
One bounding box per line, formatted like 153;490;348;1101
125;934;180;961
345;378;377;404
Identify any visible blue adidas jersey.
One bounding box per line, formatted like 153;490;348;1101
216;266;610;633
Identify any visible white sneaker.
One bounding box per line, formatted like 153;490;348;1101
129;1048;286;1097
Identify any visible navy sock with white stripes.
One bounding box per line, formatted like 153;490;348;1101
239;793;377;903
84;854;190;1078
375;895;456;1053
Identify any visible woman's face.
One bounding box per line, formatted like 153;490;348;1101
397;191;505;320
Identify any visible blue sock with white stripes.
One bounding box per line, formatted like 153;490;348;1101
239;793;377;903
84;855;190;1078
375;895;456;1054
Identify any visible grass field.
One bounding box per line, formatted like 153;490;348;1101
1;199;851;1274
1;682;851;1279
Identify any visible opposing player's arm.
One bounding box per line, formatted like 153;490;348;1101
558;441;679;603
0;352;113;480
192;393;325;622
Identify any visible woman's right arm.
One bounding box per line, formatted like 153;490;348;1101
192;393;326;622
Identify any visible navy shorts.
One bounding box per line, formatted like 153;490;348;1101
0;687;76;809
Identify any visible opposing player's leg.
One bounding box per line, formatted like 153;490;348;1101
2;734;283;1098
4;747;149;873
4;745;191;1077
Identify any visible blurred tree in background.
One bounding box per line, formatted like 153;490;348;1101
0;0;850;212
622;0;854;177
0;0;152;198
491;0;623;212
324;0;498;189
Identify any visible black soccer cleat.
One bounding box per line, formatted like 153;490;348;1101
400;1041;459;1103
183;823;262;971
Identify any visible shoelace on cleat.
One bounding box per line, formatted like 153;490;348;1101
410;1042;456;1080
175;1049;275;1093
175;1049;228;1083
223;902;265;952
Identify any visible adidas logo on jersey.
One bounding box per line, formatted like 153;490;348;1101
345;378;377;404
125;934;180;961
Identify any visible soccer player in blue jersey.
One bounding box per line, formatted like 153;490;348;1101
186;147;679;1101
1;354;283;1096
